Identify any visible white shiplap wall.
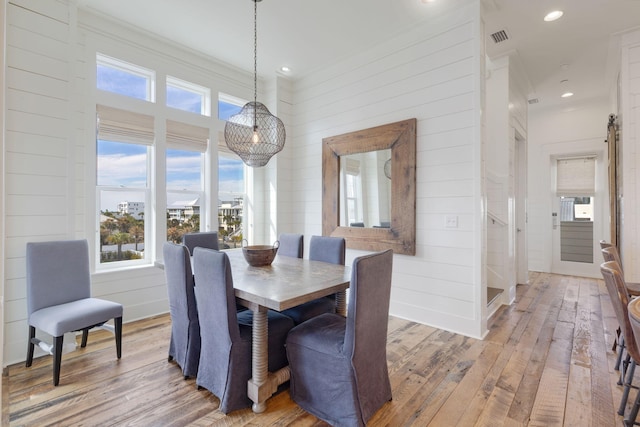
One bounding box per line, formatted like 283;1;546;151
4;0;77;364
289;2;486;338
621;29;640;282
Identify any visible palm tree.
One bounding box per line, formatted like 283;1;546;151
117;213;136;234
99;224;111;252
129;225;144;251
107;232;132;260
186;214;200;231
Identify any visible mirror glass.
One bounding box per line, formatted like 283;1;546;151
339;149;392;228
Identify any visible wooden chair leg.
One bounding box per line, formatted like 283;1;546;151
53;335;64;386
81;328;89;348
26;326;36;368
115;317;123;359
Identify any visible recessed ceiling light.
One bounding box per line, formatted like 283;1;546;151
561;91;574;98
544;10;563;22
280;66;290;73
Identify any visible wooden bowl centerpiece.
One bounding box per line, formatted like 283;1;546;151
242;241;279;267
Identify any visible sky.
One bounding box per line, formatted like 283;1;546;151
97;62;245;212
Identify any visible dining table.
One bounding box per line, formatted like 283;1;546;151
225;248;351;413
158;248;352;413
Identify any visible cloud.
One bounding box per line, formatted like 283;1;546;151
97;153;147;187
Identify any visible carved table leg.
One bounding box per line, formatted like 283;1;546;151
248;305;268;413
336;290;347;316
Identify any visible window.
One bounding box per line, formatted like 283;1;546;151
166;76;210;116
93;54;251;269
97;137;151;266
218;155;244;249
556;156;596;263
97;54;155;102
217;94;246;249
165;120;209;243
218;93;244;120
342;158;362;226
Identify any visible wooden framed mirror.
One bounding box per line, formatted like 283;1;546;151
322;118;416;255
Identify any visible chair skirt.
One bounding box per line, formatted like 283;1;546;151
287;313;390;427
168;317;200;378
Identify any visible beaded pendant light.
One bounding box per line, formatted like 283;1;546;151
224;0;286;167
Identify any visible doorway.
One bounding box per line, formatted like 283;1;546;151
550;155;605;278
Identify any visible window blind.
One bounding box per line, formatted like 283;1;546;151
556;157;596;196
96;105;154;145
217;130;238;157
345;158;360;175
166;120;209;152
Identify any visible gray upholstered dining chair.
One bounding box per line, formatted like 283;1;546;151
26;239;123;386
163;242;200;379
282;235;345;324
286;249;394;426
182;231;219;255
277;233;303;258
191;247;294;414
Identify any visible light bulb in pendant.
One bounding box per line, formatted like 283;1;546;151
252;130;259;143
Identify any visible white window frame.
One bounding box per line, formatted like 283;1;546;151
341;158;363;226
166;75;211;116
96;144;152;270
96;53;156;102
90;50;256;270
166;148;206;240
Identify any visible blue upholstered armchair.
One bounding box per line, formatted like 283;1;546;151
25;239;123;386
163;242;201;379
286;249;394;426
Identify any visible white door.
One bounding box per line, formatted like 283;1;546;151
550;155;604;278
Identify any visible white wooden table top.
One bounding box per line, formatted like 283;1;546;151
225;249;351;312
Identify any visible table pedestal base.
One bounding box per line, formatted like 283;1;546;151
248;307;292;413
248;366;290;413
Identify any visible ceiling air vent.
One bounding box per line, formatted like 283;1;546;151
528;98;539;105
490;29;509;44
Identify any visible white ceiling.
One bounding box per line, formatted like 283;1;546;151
77;0;640;111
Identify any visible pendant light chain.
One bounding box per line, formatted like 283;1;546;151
253;0;258;129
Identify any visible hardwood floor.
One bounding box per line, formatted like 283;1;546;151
3;271;631;426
